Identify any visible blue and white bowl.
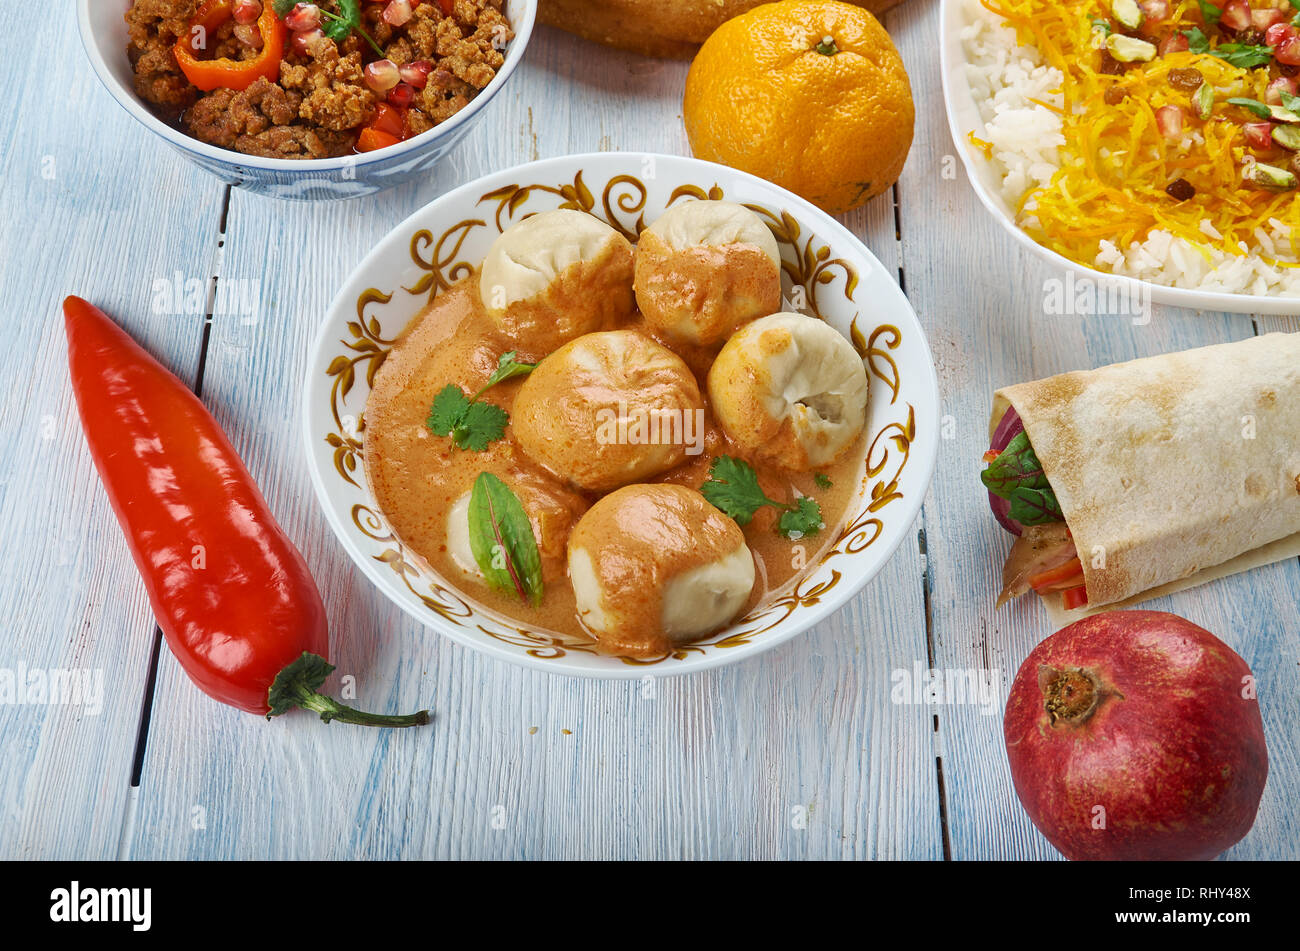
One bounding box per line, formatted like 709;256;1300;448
78;0;536;201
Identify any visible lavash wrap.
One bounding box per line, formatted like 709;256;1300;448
990;333;1300;620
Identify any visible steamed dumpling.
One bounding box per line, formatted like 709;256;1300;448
567;484;755;657
707;312;868;470
479;209;635;357
512;330;706;492
633;200;782;347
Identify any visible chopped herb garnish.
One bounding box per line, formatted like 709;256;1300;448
814;473;833;489
1186;28;1275;69
1195;0;1222;26
427;383;509;451
1227;97;1272;119
426;352;535;451
700;456;824;539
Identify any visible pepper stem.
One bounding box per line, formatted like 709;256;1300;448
267;652;430;728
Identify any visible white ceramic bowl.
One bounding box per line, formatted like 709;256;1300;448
302;152;940;677
941;0;1300;315
78;0;536;201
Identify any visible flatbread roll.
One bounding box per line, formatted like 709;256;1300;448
988;333;1300;625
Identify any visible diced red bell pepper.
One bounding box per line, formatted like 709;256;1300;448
357;127;402;152
1028;556;1085;592
1061;584;1089;610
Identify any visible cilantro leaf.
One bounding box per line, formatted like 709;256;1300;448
426;383;508;451
814;473;833;489
454;401;509;451
272;0;296;16
1195;0;1221;25
778;497;825;539
427;384;472;437
700;456;769;526
1090;17;1113;36
700;456;825;539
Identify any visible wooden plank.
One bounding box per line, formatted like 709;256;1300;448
127;20;942;860
0;9;225;858
893;0;1300;858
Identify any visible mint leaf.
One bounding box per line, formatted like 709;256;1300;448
467;473;543;605
1228;97;1272;119
1195;0;1221;25
1211;44;1275;69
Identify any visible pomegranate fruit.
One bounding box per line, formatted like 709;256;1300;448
1003;611;1267;860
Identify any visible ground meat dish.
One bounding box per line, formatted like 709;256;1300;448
126;1;513;159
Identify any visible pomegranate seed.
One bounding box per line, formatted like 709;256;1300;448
291;27;326;56
383;0;413;26
1253;8;1287;30
1244;122;1276;150
232;0;262;24
1158;31;1190;55
387;82;416;108
1156;104;1184;139
365;59;401;93
1139;0;1168;19
1221;0;1252;32
399;60;432;88
1278;35;1300;65
1267;76;1298;104
285;3;321;32
233;22;264;48
1267;23;1298;47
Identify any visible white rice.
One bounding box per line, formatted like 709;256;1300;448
960;0;1300;297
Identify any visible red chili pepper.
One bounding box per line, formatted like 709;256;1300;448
63;297;428;727
174;0;286;92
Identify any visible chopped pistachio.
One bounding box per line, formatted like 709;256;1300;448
1272;125;1300;150
1106;34;1157;63
1269;104;1300;123
1111;0;1144;30
1247;162;1299;190
1195;83;1214;121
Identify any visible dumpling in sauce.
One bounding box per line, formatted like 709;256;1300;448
446;471;588;585
633;200;782;347
512;330;706;492
479;209;635;358
567;484;755;657
708;312;868;471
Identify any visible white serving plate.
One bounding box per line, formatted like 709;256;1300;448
302;152;940;677
940;0;1300;316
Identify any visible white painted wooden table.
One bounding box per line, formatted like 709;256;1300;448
2;1;1296;861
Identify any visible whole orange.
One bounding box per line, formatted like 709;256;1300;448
684;0;914;215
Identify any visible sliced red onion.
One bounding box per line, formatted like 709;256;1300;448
986;405;1025;536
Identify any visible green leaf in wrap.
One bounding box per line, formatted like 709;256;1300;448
981;431;1064;527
